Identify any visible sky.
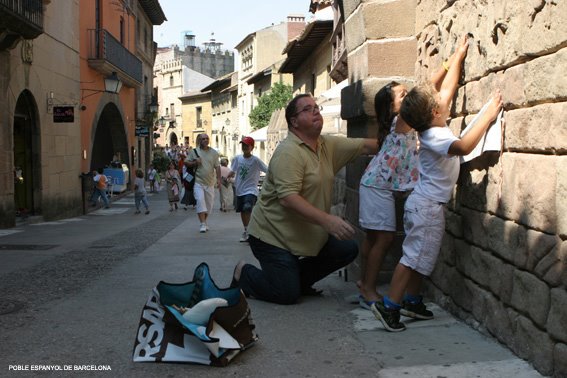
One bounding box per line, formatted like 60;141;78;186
154;0;312;51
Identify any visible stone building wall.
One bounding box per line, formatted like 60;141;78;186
341;0;566;376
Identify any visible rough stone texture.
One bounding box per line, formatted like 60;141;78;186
348;38;417;83
445;208;463;239
484;294;518;348
342;0;362;19
504;103;567;154
536;240;567;288
547;288;567;344
514;316;554;376
553;343;567;378
459;154;562;235
460;207;525;264
510;270;550;328
345;0;416;54
517;230;561;273
344;1;566;375
415;0;567;82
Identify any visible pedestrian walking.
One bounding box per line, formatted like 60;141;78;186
186;133;221;233
228;136;267;242
147;164;157;193
219;158;234;212
134;169;150;215
90;168;110;208
165;160;181;211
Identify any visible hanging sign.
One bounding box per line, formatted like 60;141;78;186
53;106;75;123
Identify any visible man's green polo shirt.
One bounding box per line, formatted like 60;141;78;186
248;132;364;256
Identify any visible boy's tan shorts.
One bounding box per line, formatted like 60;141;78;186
400;193;445;276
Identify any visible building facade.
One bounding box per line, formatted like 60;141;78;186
179;91;212;148
153;39;226;148
235;15;306;142
0;0;81;227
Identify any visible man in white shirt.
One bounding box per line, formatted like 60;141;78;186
229;137;268;242
186;133;221;233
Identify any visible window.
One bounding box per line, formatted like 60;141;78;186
170;103;175;117
165;107;169;116
120;17;125;44
169;75;174;87
196;106;202;128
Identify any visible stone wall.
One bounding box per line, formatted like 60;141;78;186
341;0;566;376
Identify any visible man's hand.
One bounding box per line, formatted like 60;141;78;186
323;214;355;240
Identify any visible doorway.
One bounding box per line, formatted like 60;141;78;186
13;90;41;218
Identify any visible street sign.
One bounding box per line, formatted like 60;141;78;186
53;106;74;122
135;125;149;137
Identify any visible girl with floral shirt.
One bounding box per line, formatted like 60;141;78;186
357;81;419;309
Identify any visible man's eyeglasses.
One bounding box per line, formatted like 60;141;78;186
293;104;323;117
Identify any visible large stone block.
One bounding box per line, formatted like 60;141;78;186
504;103;567;153
468;245;514;304
416;1;567;82
514;316;554;376
445;208;462;238
554;343;567;378
558;157;567;238
342;0;363;19
491;154;559;235
437;232;456;267
514;229;560;273
484;292;518;347
362;0;416;40
453;238;472;277
548;288;567;344
536;239;567;287
460;207;526;264
510;270;550;328
347;38;416;83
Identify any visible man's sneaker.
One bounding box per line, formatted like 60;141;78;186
371;301;406;332
199;223;207;233
400;300;434;320
239;231;248;242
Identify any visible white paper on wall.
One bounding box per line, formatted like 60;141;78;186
460;100;504;164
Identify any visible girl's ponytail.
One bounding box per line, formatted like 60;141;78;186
374;81;400;149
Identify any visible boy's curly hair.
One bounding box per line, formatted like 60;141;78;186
400;83;438;133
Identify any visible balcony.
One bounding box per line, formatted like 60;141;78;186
87;28;142;88
0;0;44;50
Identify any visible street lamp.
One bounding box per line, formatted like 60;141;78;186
104;72;122;94
148;96;158;113
81;71;123;101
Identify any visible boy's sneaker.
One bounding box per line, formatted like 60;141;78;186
134;210;141;214
239;231;248;242
371;301;406;332
199;223;207;233
145;210;150;215
400;300;434;320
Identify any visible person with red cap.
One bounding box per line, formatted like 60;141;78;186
228;136;268;242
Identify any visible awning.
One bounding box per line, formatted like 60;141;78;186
248;126;268;142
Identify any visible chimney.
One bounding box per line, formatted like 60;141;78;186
287;14;307;41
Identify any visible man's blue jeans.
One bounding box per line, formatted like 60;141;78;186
239;235;358;304
91;187;109;207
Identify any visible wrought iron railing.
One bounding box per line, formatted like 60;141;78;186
87;28;142;84
0;0;44;38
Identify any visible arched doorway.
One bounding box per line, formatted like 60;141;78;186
168;131;178;147
13;90;41;218
91;102;128;170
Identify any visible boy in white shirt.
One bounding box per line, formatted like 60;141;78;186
372;35;504;332
229;137;268;242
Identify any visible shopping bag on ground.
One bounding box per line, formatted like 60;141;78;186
132;262;257;366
